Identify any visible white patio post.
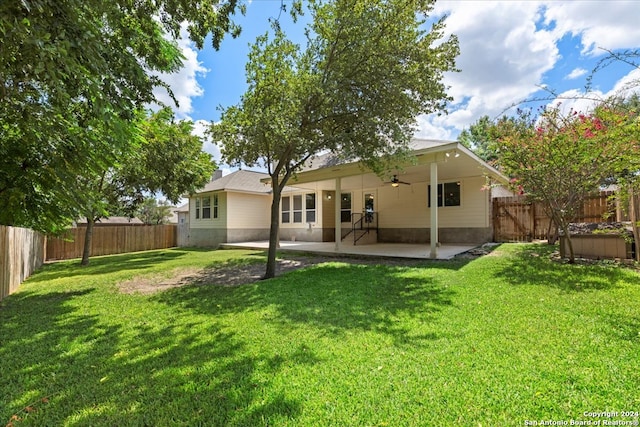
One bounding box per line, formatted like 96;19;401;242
334;177;342;252
430;161;439;258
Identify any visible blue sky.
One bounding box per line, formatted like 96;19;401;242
154;0;640;164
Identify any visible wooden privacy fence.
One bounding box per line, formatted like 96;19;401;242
493;191;620;242
46;224;177;261
0;225;45;302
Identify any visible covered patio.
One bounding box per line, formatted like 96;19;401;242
220;240;478;260
268;139;508;258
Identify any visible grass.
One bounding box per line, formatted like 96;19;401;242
1;244;639;426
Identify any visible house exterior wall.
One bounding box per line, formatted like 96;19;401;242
178;192;227;248
279;190;324;242
177;212;190;246
279;176;492;244
374;176;491;243
187;228;228;247
184;191;271;247
226;192;271;242
189;191;228;230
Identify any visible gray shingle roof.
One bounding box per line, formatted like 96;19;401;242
197;170;272;194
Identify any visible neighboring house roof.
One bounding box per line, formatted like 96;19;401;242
76;216;144;226
196;170;272;195
174;203;189;213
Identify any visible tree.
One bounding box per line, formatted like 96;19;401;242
596;97;640;261
79;108;214;265
0;0;243;232
138;198;174;225
211;0;459;278
490;106;626;263
458;115;500;164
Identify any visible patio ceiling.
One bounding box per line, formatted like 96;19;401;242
284;142;506;191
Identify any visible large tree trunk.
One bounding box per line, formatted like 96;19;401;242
81;217;95;266
265;182;282;279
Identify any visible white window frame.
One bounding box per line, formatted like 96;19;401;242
281;196;291;223
305;193;316;223
293;195;303;223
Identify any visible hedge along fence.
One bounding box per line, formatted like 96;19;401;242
0;225;45;302
46;224;177;261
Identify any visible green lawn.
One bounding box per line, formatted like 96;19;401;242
1;244;639;426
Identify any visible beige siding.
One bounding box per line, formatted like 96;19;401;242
227;192;271;229
190;191;227;229
376;176;489;228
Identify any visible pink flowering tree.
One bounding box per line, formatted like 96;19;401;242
490;106;625;263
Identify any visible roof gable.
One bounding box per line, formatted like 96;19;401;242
197;170;271;195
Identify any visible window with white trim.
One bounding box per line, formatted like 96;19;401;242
202;196;211;219
293;195;303;223
213;194;219;219
195;196;212;219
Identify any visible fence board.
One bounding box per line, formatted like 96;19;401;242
0;226;45;302
493;191;619;243
45;224;177;261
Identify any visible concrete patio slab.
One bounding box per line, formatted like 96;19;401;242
220;241;477;260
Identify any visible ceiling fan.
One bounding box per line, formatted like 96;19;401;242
387;174;411;187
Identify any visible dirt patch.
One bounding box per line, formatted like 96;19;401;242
117;251;482;295
118;257;329;295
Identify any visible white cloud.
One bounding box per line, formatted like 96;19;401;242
152;26;209;118
548;68;640;115
543;1;640;56
415;1;640;139
191;119;222;163
566;68;587;80
419;1;559;137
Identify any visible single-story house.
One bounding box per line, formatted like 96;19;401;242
183;139;509;256
184;169;272;247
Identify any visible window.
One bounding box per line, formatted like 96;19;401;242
428;182;461;207
341;193;352;223
293;195;303;223
213;194;219;219
195;198;200;219
305;193;316;222
282;196;290;223
201;196;211;219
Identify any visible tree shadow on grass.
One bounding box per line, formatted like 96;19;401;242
492;244;640;292
30;249;195;283
153;261;457;347
0;288;302;425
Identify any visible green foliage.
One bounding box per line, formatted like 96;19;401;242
458;115;500;164
137;198;174;225
78;108;214;264
490;106;635;262
1;245;639;425
211;0;459;277
0;0;242;232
